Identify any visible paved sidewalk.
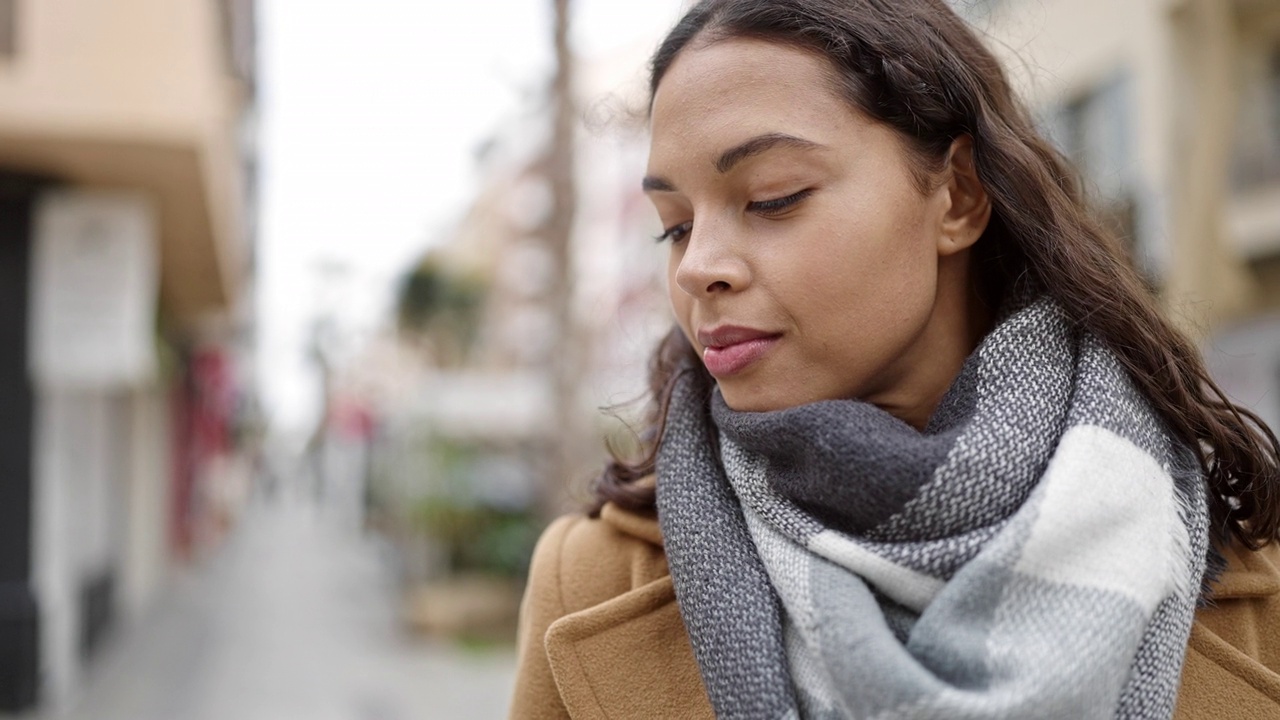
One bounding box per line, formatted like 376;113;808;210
38;497;517;720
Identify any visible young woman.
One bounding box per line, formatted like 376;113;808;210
510;1;1280;718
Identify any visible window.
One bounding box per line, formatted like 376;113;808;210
1232;43;1280;190
0;0;15;59
216;0;255;86
1045;75;1145;271
1272;48;1280;133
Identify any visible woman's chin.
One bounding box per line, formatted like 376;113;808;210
716;380;801;414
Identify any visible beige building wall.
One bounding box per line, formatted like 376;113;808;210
0;0;251;325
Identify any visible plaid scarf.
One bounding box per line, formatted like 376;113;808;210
656;296;1210;719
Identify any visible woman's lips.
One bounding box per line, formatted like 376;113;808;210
698;328;781;377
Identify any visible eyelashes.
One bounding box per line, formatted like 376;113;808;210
747;189;813;217
654;221;693;244
654;189;814;244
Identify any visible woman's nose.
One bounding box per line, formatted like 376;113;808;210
673;229;749;298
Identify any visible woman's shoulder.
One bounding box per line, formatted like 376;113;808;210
526;502;668;614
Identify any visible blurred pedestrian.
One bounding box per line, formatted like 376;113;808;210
511;1;1280;718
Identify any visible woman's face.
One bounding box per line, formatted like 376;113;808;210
645;37;977;417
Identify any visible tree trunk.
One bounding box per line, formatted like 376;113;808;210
542;0;584;514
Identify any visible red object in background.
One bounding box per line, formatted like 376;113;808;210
190;349;235;454
170;347;237;558
330;397;376;441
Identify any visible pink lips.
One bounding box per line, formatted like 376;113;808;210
697;325;781;377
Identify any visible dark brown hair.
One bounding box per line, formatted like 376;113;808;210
592;0;1280;550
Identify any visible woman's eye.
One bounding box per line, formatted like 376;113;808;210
655;220;692;244
748;189;813;217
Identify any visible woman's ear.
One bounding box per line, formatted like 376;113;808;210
938;135;992;256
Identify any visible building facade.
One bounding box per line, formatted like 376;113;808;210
0;0;255;711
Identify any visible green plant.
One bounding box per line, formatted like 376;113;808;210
414;498;542;578
396;256;487;366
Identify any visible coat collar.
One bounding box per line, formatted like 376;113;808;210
599;503;663;547
1209;541;1280;600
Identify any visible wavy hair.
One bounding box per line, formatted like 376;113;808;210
592;0;1280;550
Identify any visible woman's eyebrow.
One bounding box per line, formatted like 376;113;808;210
715;133;824;173
641;133;825;193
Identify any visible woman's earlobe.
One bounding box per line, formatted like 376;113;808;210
938;234;970;255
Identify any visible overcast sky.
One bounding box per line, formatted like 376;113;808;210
257;1;685;430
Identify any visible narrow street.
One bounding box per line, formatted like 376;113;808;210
34;493;516;720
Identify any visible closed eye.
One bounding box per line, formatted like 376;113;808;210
748;189;813;217
654;220;692;244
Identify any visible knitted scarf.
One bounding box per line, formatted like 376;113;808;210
656;296;1210;720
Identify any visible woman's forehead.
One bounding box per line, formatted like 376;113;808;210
648;39;855;168
652;37;836;110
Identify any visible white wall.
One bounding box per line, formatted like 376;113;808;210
27;191;171;708
31;390;125;707
120;385;172;622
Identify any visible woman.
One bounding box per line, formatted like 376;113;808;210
510;0;1280;718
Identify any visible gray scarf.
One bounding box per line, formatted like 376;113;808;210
656;296;1210;719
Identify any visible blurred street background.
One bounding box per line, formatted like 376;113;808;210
1;0;1279;718
23;488;517;720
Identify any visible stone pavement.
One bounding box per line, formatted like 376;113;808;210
34;497;517;720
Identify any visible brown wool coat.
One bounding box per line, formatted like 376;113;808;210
509;503;1280;720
